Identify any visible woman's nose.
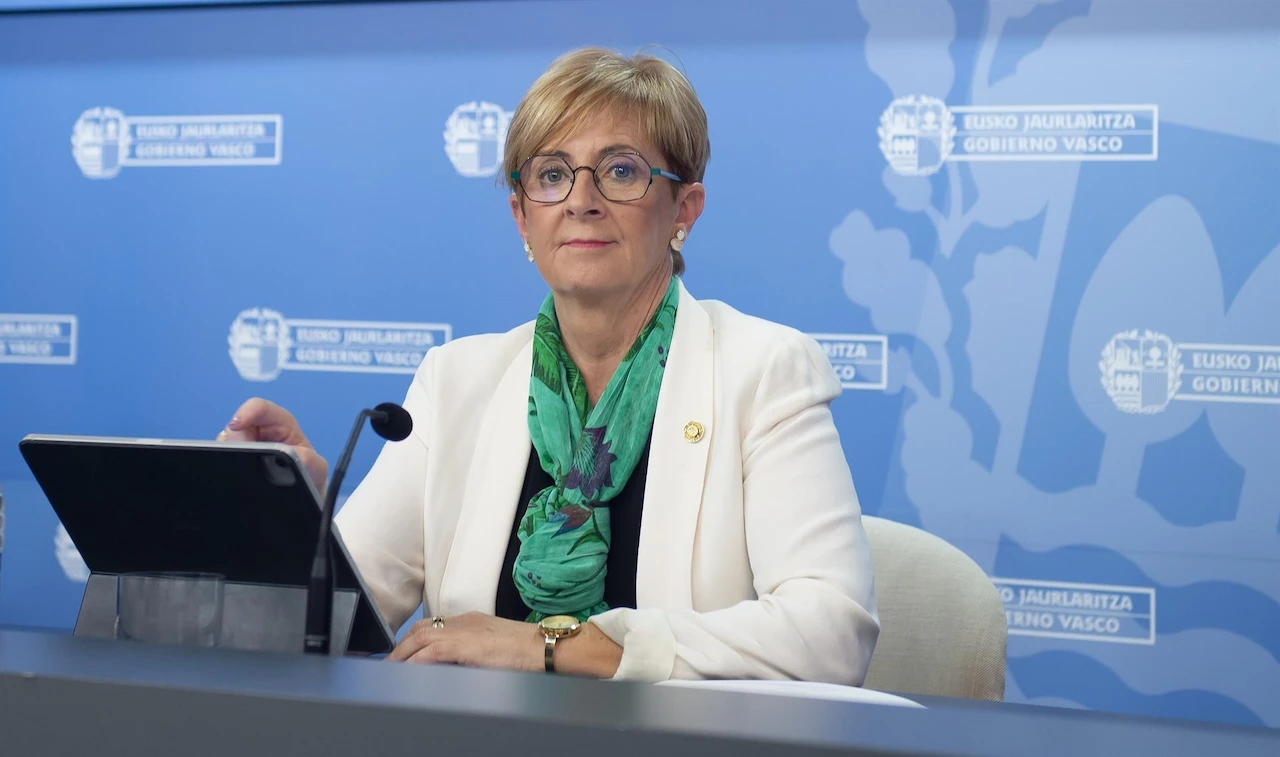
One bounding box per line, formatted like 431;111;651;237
563;167;604;215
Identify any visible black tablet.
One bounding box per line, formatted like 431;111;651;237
18;434;395;655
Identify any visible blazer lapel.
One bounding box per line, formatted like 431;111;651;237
636;281;714;610
437;339;533;615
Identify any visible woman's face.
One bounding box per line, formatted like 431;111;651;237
509;116;704;303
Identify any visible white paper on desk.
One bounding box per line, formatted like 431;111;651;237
654;679;925;708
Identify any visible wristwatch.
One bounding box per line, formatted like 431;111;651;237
537;615;582;673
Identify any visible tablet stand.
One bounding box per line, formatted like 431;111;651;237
73;573;358;656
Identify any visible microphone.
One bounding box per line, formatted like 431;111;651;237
304;402;413;655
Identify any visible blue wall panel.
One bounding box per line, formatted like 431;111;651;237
2;0;1278;727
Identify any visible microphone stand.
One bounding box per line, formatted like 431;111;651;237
303;409;374;656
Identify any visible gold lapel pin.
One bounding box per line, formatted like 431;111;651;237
683;421;705;443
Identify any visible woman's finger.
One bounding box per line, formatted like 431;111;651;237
226;397;307;444
217;425;256;442
387;635;424;662
407;640;458;665
407;646;436;664
386;620;437;662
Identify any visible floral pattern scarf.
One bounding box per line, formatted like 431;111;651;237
512;276;679;621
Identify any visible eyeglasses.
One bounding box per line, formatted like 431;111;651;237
511;152;683;204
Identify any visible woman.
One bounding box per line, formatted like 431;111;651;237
219;47;878;683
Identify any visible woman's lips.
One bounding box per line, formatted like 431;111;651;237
563;239;613;248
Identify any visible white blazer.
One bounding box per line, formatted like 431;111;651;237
334;281;879;683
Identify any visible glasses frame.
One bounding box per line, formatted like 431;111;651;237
510;151;684;204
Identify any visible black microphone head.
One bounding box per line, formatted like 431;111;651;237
370;402;413;442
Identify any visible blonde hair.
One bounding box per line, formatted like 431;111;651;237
503;47;710;275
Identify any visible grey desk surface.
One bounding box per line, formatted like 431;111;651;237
0;627;1276;757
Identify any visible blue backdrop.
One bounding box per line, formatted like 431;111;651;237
2;0;1278;727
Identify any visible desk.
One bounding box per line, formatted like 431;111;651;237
0;628;1275;756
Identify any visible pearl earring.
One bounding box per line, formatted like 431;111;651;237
670;228;687;252
524;240;534;262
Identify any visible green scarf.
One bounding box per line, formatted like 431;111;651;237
513;276;680;622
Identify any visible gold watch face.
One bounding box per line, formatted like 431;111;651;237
540;615;580;636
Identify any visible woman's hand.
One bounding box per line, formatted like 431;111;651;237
387;612;542;672
217;397;330;493
388;612;623;677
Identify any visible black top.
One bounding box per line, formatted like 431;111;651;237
494;436;652;621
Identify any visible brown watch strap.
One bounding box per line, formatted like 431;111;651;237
544;635;557;673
